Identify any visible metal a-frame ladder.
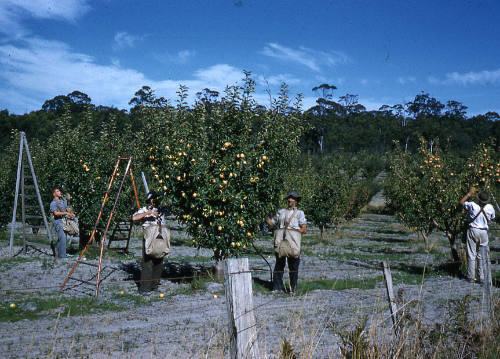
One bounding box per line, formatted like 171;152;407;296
9;132;54;256
60;157;140;297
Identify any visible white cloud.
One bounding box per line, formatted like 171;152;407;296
262;42;349;72
192;64;242;87
173;50;196;64
155;49;196;64
398;76;416;85
0;0;89;36
257;74;300;87
0;38;274;113
428;68;500;86
113;31;141;50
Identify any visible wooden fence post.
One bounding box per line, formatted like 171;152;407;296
224;258;261;359
382;261;399;334
484;247;493;315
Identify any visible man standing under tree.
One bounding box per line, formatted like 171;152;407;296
132;191;171;294
459;187;495;284
266;190;307;293
50;188;76;258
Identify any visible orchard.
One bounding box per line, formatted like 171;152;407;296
386;139;499;263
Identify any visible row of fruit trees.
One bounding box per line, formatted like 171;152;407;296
0;74;498;267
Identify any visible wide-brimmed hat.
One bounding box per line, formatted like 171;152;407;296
285;190;301;201
146;191;158;201
478;191;489;204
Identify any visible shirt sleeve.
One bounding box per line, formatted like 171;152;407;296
133;207;147;218
49;201;57;214
486;204;495;220
297;210;307;226
463;201;473;212
269;210;279;227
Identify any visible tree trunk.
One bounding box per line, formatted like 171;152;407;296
445;232;460;262
419;231;429;251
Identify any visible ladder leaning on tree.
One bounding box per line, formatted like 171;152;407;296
9;132;54;256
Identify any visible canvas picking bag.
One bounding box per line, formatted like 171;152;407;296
274;228;302;258
56;202;79;236
143;224;171;259
273;209;301;258
62;217;79;236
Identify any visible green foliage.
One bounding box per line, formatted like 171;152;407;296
287;154;380;238
385;139;499;261
30;104;141;236
0;296;124;322
142;75;305;259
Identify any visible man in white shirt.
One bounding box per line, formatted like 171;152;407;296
459;187;495;283
266;191;307;293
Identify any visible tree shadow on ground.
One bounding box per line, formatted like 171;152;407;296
388;261;500;288
120;261;216;290
253;277;273;291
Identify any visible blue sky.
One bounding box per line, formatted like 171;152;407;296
0;0;499;116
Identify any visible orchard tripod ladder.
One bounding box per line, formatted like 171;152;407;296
9;132;54;256
60;157;140;297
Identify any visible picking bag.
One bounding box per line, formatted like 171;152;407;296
273;228;301;258
143;224;171;259
62;217;79;236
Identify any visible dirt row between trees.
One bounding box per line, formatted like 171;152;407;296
1;213;498;358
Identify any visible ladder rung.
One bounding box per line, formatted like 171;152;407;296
24;185;35;189
24;195;37;199
68;277;97;286
25;241;51;249
24;205;40;209
109;238;128;242
25;215;43;219
30;225;51;229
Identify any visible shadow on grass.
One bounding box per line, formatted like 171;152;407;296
120;260;216;291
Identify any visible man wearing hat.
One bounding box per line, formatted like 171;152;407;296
459;187;495;283
132;191;171;293
266;190;307;293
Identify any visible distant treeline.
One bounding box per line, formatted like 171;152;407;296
1;85;499;153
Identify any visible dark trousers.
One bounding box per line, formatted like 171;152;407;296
140;239;164;292
273;254;300;292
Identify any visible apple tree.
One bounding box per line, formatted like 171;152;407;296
386;139;499;262
143;75;305;259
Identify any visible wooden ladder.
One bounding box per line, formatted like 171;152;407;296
60;157;140;297
9;132;54;256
